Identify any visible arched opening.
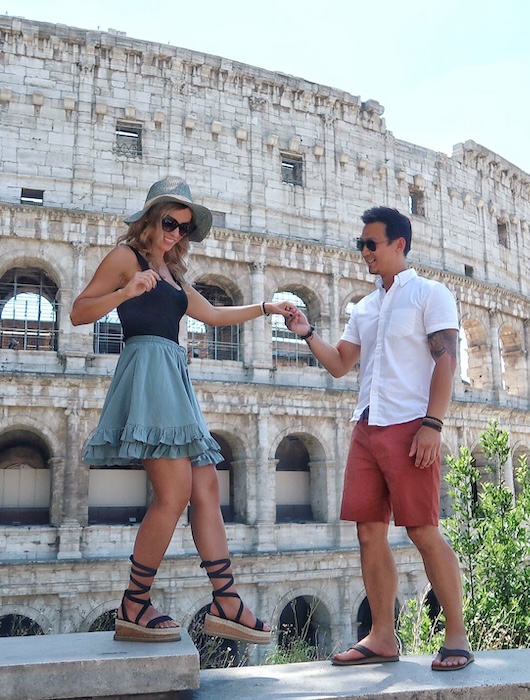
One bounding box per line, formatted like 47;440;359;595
0;430;51;525
94;309;123;354
0;268;59;351
188;605;250;669
357;596;400;641
499;324;526;397
271;291;318;368
275;436;313;523
187;283;241;361
278;595;331;658
88;465;147;525
459;318;491;389
0;614;44;637
89;610;117;632
212;433;235;523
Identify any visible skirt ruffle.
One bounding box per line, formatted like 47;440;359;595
83;335;222;467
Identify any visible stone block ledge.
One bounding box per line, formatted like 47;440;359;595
179;648;530;700
0;630;199;700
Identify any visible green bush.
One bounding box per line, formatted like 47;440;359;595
398;420;530;652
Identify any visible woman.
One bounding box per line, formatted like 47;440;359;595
71;177;295;644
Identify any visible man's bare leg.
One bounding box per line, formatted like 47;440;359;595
407;525;471;669
333;522;399;663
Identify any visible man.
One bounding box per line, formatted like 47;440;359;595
287;207;472;671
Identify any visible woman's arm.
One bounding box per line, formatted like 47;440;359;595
185;284;295;325
70;246;160;326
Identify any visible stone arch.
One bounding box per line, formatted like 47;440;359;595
356;596;401;642
273;281;323;324
186;272;245;362
272;430;328;523
81;600;121;633
0;264;60;352
203;425;252;524
88;463;147;526
271;284;322;369
272;586;334;657
459;316;492;389
0;603;53;636
0;427;52;525
277;594;332;657
498;322;526;397
186;603;250;668
340;287;372;319
470;440;496;494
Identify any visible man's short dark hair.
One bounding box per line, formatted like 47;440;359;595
361;207;412;255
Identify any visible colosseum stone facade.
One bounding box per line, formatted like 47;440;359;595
1;15;529;661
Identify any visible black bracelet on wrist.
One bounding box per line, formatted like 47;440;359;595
425;415;443;426
299;324;315;341
422;417;443;432
261;301;270;317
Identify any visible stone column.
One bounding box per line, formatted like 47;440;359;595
62;241;90;361
336;575;354;647
58;406;85;559
255;410;277;552
319;113;338;247
246;262;270;371
524;319;530;403
231;458;251;523
327;272;341;343
63;407;87;524
309;459;331;523
488;310;503;399
247;96;268;232
59;593;79;634
48;457;66;527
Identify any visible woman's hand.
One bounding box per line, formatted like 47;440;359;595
265;300;297;318
122;269;161;299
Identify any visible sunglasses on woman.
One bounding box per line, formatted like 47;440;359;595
161;215;196;237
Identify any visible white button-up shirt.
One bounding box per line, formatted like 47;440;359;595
341;269;458;426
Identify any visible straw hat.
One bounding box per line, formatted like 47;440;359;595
124;177;212;242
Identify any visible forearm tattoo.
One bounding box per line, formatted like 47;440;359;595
427;329;457;360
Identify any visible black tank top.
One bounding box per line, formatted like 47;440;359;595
117;246;188;343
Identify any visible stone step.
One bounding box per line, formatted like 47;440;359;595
0;630;199;700
181;648;530;700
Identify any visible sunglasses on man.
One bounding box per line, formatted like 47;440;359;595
161;215;196;237
356;238;389;252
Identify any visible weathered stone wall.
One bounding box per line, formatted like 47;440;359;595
1;16;529;657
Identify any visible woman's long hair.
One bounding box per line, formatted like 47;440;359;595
117;201;191;282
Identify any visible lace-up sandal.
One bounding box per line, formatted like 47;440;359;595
201;558;271;644
114;555;181;642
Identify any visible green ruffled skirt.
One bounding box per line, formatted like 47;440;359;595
83;335;222;467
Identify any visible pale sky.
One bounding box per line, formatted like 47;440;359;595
4;0;530;174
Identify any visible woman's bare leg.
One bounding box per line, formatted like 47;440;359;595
118;457;192;629
189;464;270;631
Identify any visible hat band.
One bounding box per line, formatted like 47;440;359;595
144;193;194;210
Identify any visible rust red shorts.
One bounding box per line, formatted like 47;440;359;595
340;417;441;527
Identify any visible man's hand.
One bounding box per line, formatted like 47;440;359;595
286;308;311;336
409;425;441;469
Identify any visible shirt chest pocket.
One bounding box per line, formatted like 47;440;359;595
386;309;418;337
